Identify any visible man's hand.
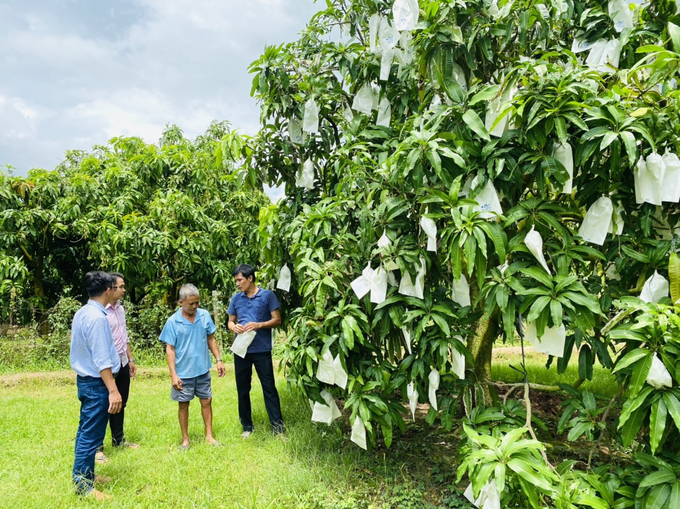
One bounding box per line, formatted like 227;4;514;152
129;361;137;378
232;322;247;334
171;375;183;391
108;389;123;414
243;322;261;332
217;360;226;377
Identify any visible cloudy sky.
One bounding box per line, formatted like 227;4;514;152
0;0;323;176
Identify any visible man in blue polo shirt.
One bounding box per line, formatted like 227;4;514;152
227;264;284;438
160;283;225;449
70;271;122;501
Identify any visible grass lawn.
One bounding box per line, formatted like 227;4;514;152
0;345;618;508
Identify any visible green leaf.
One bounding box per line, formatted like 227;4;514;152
640;469;676;488
613;348;651;373
646;484;671;509
650;398;668;454
670;252;680;305
630;353;653;398
579;344;593;381
669;22;680;53
619;131;637;167
620;405;646;447
662;392;680;431
507;458;554;492
462;110;491;141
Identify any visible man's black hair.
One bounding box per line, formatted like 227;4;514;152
232;264;255;281
85;271;114;298
109;272;124;284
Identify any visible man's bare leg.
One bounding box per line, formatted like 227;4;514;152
178;402;190;447
199;397;217;444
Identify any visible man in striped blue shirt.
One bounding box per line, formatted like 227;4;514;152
70;271;122;501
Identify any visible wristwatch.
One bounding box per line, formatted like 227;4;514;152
216;358;223;362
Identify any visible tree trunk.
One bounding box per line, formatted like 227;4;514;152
467;309;499;405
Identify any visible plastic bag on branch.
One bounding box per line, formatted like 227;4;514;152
370;266;388;304
586;39;621;73
608;204;624;236
525;322;566;358
662;150;680;203
378;230;391;249
578;196;613;245
525;226;551;274
646;354;673;389
369;14;381;53
428;370;440;411
303;98;319;134
640;271;669;303
464;479;501;509
402;326;412;355
231;330;256;358
637;153;666;206
399;32;414;65
398;256;425;299
351;263;374;299
451;338;466;379
420;210;437;252
288;117;303;145
296;159;315;189
352;84;379;115
452;275;471;307
351;416;367;450
311;389;342;425
380;49;395;81
378;17;399;50
471;177;503;219
316;349;335;384
376;97;392;127
609;0;633;32
392;0;419;31
276;264;291;292
407;381;418;420
333;355;348;389
553;141;573;193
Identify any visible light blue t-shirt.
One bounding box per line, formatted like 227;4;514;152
70;300;121;378
159;308;216;379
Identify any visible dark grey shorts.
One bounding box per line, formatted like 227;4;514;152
171;371;212;402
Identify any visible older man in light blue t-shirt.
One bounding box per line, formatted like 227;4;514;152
160;283;225;449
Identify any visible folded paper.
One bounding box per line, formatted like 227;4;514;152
376;97;392;127
369;14;381;53
352;84;379;115
288;118;303;145
640;271;669;303
303;98;319;134
464;479;501;509
472;177;503;219
525;322;566;358
586;39;621;73
392;0;419;32
420;210;437;252
662;150;680;203
428;369;440;411
333;355;348;389
398;256;425;299
451;347;465;379
311;389;342;425
276;264;291;292
452;275;471;307
351;263;374;299
316;349;335;384
379;17;399;50
402;327;412;355
553;141;573;193
407;381;418;420
578;196;613;245
378;230;391;249
231;330;256;358
646;354;673;389
351;417;367;450
525;226;551;274
609;0;633;32
380;49;395;81
370;266;388;304
297;159;315;189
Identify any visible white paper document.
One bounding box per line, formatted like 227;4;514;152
231;330;256;358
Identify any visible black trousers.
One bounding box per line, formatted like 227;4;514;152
234;351;284;432
99;362;130;448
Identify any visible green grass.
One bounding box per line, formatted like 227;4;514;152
0;365;473;509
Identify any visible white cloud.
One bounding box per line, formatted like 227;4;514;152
0;0;323;174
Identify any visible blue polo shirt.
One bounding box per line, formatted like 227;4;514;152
159;308;216;378
227;288;280;353
70;300;121;378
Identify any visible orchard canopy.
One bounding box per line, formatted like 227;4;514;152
238;0;680;453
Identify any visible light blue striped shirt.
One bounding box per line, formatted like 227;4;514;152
70;300;121;378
